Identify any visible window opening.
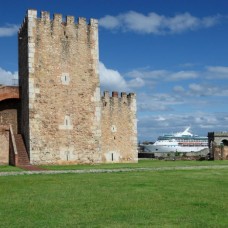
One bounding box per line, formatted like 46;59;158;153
66;151;69;161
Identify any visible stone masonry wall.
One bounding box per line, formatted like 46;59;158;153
0;109;17;133
101;92;138;163
208;132;228;160
18;9;138;165
0;126;9;165
19;10;102;164
18;14;29;149
213;145;228;160
223;146;228;160
0;98;19;133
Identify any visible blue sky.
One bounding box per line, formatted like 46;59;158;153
0;0;228;141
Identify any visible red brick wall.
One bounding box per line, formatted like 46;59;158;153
0;86;19;102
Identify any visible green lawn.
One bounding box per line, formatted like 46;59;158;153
0;165;23;172
0;165;228;227
41;159;228;171
1;160;228;172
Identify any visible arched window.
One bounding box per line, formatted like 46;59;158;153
221;139;228;146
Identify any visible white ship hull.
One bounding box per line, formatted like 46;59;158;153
142;127;208;153
143;144;207;153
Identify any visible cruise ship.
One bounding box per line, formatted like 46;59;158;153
143;127;208;153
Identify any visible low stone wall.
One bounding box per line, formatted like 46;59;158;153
154;149;209;158
138;148;209;160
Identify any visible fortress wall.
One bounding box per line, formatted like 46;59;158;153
18;12;30;152
0;126;9;165
0;109;17;133
101;92;138;163
17;9;138;165
19;10;101;164
0;97;19;133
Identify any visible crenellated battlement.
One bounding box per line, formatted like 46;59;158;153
19;9;98;32
102;91;136;100
102;91;136;111
17;9;137;165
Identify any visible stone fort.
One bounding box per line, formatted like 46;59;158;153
208;132;228;160
0;9;138;166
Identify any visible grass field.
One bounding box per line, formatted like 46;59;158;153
41;159;228;171
0;161;228;227
0;160;228;172
0;165;23;172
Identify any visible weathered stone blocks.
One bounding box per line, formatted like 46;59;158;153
18;9;138;165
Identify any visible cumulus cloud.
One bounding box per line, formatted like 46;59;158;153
0;67;18;85
188;83;228;96
128;77;145;88
127;69;168;79
99;11;221;35
173;85;185;93
168;71;198;81
206;66;228;79
98;63;227;142
137;92;184;112
127;68;198;82
98;15;120;29
0;24;19;37
100;63;228;97
99;62;128;92
138;112;228;141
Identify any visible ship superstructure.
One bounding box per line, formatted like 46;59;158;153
143;127;208;153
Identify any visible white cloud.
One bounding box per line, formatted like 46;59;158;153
128;77;145;88
98;62;227;142
127;69;168;79
206;66;228;79
168;71;198;81
0;24;19;37
120;11;164;34
127;68;198;82
188;83;228;96
99;62;128;92
99;11;220;35
138;112;228;141
165;13;199;33
189;83;204;92
173;85;185;93
137;92;184;112
0;67;18;85
99;15;120;29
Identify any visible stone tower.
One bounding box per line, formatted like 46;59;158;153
18;10;138;165
101;92;138;162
